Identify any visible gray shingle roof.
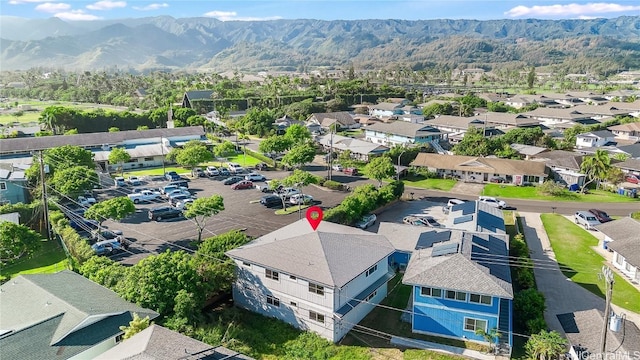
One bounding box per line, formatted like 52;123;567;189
402;231;513;298
226;220;394;288
365;121;444;138
0;127;205;154
184;90;215;101
613;158;640;171
315;133;389;155
577;130;615;139
309;112;356;126
596;218;640;267
377;223;449;252
0;270;158;359
95;324;254;360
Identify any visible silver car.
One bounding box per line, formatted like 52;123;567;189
574;211;600;230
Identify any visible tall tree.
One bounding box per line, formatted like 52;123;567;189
84;197;136;226
0;222;42;266
284;124;311;144
525;330;567;360
280;170;320;212
174;140;213;175
281;142;316;169
580;149;610;193
119;313;152;340
213;140;237;159
108;147;131;176
182;195;225;242
365;156;396;187
50;166;98;197
527;67;536;89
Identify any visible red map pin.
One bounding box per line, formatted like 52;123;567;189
305;206;323;231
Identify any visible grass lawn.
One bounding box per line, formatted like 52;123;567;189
541;214;640;313
122;154;263;177
275;204;311;215
403;175;457;191
1;239;68;279
0;111;41;125
483;184;638;203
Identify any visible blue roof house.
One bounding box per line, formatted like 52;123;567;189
402;230;513;351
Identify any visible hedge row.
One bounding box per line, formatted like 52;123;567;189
49;210;94;269
324;181;404;225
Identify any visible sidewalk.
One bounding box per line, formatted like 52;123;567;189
391;337;500;360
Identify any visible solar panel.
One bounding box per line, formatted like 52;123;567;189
452;201;475;215
453;214;473;224
415;230;452;250
432;242;459;257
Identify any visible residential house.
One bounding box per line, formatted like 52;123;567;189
509;144;548;160
606;100;640;118
182;90;215;113
617;144;640;159
410;153;547;185
596;218;640;284
94;324;253;360
575;130;616;149
226;219;396;343
274;115;305;135
0;164;28;204
1;123;42;138
481;112;542;129
443;200;507;234
565;92;609;105
522;107;595;129
531;150;585;186
0;127;206;172
307;112;359;131
608;122;640;142
365;122;447;146
0;270;159;360
316;133;389;161
613;158;640;179
369;102;405;118
425;115;490;144
571;104;631;120
402;229;513;350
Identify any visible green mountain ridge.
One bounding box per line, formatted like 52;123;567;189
1;16;639;72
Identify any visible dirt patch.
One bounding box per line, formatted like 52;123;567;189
449;181;484;195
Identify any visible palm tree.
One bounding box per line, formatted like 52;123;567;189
580;149;611;193
475;327;501;354
525;330;567;360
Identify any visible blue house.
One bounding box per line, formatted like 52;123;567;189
401;230;513;351
0;165;28;205
364;122;447;147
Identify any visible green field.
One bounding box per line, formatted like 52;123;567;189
482;184;638;203
403;175;457;191
1;239;69;279
541;214;640;313
0;111;41;125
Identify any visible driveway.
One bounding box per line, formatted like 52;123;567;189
518;212;640;354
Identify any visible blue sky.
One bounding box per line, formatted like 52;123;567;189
2;0;640;21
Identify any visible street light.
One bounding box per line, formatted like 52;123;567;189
397;150;407;181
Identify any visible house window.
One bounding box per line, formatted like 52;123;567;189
464;318;488;332
266;295;280;307
469;293;492;305
420;287;442;297
290;301;297;307
265;269;279;281
115;334;124;343
446;290;467;301
365;291;377;302
0;182;6;190
309;282;324;295
309;310;325;323
242;262;251;267
365;264;377;277
289;275;297;280
615;253;624;266
144;157;154;161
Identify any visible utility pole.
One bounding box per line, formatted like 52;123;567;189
328;127;334;181
39;151;51;241
600;265;615;355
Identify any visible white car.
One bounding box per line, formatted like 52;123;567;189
205;166;219;176
78;195;96;207
406;215;442;228
128;190;161;204
226;162;245;174
574;211;600;230
289;194;313;205
478;196;507;209
174;198;194;210
245;172;266;182
127;176;141;186
165;188;190;198
114;176;126;187
332;164;343;172
278;187;300;199
356;214;377;229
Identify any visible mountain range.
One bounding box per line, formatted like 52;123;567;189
1;16;639;72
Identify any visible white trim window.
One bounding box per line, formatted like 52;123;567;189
445;290;467;301
308;282;324;295
265;269;279;281
420;287;442;298
464;317;488;332
365;264;378;277
266;295;280;307
309;310;325;323
469;293;492;305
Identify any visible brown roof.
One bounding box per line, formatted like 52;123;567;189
608;122;640;132
309;112;355;126
411;153;548;176
531;150;584;171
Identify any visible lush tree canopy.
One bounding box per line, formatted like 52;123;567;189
50;166;98;197
108;147;131;175
281;143;316;168
0;222;42;266
365;156;396;187
84;197;136;226
174;140;213;170
183;195;225;242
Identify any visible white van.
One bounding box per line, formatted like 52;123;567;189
443;199;465;214
226;162;245;174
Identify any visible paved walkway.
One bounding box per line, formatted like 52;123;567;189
519;212;640;352
391;337;499;360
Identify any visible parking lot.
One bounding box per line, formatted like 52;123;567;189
93;170;349;265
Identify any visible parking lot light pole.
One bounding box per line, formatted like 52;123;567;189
397;150;406;181
295;182;303;219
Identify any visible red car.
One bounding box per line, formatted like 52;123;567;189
231;180;254;190
344;167;359;176
626;174;640;184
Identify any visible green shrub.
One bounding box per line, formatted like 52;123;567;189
537;181;569;196
515;263;535;289
244;148;275;166
515;288;546;331
323;180;343;190
526;317;547;334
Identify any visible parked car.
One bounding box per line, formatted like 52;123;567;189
174;198;194;210
193;168;206;178
478;196;507;209
165;188;190;198
92;239;123;256
77;195;96;207
289;194;313;205
128;189;162;204
260;194;283;208
169;194;193;206
226;162;245;174
255;162;269;171
218;168;230;177
245;172;266;182
355;214;377;229
332;164;343;172
231;180;254;190
69;218;99;232
574;211;601;230
259;180;283;193
114;176;126;187
91;229;125;243
278;187;300;199
127;176;141;186
223;176;244;185
403;216;426;226
161;184;187;195
343;167;359;176
165;171;180;181
588;209;613;223
205;166;220;177
168;180;189;189
410;215;442;227
148;206;183;221
489;177;506;183
626;174;640;184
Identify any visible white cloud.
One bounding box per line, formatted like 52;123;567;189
54;9;101;20
203;10;282;21
132;2;168;11
505;2;640;18
35;2;71;13
86;0;126;11
8;0;48;4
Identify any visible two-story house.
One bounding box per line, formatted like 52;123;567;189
369;102;405;118
0;164;28;205
364;122;447;146
402;230;513;349
608;122;640;142
307;112;359;131
596;218;640;285
315;133;389;161
226;220;396;343
575;130;616;149
0;270;159;360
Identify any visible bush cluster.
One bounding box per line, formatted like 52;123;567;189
324;181;404;225
322;180;344;190
49;210;94;268
510;232;547;334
